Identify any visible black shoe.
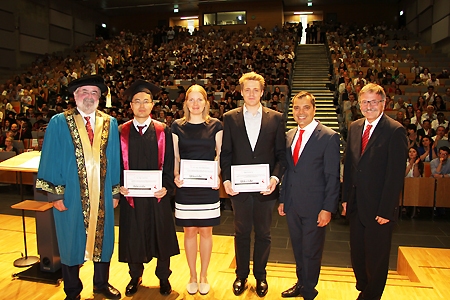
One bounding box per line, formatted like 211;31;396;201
160;280;172;296
232;277;247;296
93;283;121;299
64;296;80;300
256;279;268;297
281;283;302;298
125;277;142;296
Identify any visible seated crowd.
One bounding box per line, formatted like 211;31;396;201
0;24;296;153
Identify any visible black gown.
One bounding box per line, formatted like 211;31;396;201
118;122;179;263
171;118;223;227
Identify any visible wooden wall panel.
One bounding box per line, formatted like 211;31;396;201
49;9;72;29
402;177;435;207
20;18;48;39
0;10;15;32
0;48;16;69
49;24;71;45
435;178;450;208
0;30;17;50
20;34;47;54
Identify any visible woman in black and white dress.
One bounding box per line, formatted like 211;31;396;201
172;84;223;296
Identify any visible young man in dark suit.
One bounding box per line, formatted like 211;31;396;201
220;72;286;297
278;91;340;300
343;83;408;300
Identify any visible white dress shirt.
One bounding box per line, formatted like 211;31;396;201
291;120;318;159
133;117;152;134
363;112;384;139
243;104;262;151
78;109;96;128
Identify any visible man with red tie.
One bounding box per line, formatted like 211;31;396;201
343;83;407;300
278;91;340;300
37;75;121;300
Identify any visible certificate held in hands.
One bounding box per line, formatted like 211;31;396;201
124;170;162;197
231;164;270;192
180;159;218;188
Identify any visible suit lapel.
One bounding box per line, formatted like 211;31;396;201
253;107;269;153
286;128;296;167
352;119;365;163
235;107;254;152
297;122;322;165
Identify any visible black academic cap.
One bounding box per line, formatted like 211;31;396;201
124;79;161;101
68;75;107;94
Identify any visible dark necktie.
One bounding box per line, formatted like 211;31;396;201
137;125;147;136
85;116;94;145
361;124;372;155
292;129;305;166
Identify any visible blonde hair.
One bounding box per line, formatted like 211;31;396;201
181;84;210;124
359;83;386;101
239;72;265;90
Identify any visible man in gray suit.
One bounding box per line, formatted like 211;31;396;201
278;91;340;300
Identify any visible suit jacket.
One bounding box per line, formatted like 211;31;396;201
220;106;286;201
343;114;408;225
280;122;340;216
417;127;436;138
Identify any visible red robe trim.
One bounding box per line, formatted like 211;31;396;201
120;119;166;207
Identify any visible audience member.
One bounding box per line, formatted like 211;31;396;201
431;112;449;131
430;146;450;178
406;124;419;148
424;86;437;105
418;119;436;139
418;135;437;162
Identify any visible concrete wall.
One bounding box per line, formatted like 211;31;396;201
401;0;450;52
0;0;102;70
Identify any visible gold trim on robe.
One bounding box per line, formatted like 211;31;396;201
35;179;65;195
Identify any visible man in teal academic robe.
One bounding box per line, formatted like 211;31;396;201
36;75;121;300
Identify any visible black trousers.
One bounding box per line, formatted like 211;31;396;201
350;215;394;300
286;210;325;299
62;262;110;298
129;258;171;282
231;196;276;280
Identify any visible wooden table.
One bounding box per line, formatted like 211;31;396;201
0;152;62;283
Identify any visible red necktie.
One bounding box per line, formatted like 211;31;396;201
137;125;146;136
361;124;372;155
292;129;305;166
85;116;94;145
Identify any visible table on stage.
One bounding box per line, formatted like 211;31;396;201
0;151;62;284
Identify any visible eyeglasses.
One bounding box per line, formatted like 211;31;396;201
131;100;152;105
359;99;385;106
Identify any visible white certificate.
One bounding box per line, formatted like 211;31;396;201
231;164;270;192
180;159;218;188
124;170;162;197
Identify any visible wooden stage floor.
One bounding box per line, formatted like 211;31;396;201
1;214;449;300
